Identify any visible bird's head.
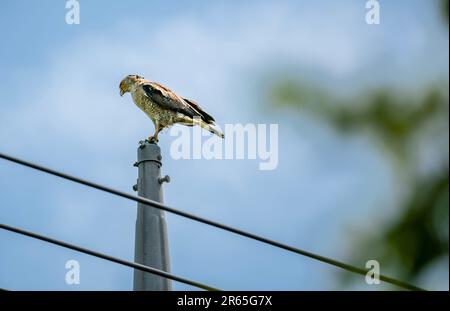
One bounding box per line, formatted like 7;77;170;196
119;74;144;96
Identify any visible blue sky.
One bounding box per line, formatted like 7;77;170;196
0;0;448;290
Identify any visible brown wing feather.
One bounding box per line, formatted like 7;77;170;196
142;83;196;118
142;82;215;124
182;98;215;124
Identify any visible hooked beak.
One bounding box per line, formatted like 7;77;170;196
119;81;126;96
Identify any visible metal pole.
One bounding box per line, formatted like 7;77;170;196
133;141;171;291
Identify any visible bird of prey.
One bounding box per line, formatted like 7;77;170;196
119;74;224;143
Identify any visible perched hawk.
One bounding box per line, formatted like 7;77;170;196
119;74;224;142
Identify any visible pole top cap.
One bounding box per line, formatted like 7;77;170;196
136;140;162;166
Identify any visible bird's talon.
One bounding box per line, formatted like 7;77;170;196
147;136;159;144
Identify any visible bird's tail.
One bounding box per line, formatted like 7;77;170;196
195;119;225;139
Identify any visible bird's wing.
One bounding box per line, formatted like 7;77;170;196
181;97;215;123
142;82;215;124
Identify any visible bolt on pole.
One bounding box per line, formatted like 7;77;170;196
133;141;171;291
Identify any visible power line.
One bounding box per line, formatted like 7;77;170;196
0;152;426;291
0;223;220;291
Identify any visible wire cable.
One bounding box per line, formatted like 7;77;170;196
0;223;220;291
0;152;425;291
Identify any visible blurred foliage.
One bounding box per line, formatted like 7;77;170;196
271;79;449;286
269;2;449;287
382;173;448;277
443;0;449;21
272;83;448;159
